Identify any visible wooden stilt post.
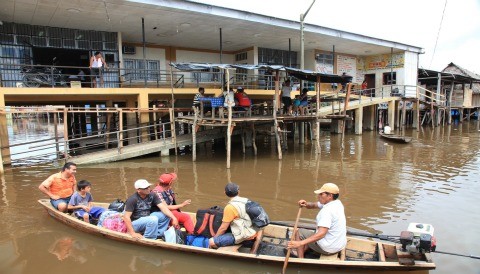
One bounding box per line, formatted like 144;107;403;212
63;108;69;161
54;111;59;160
169;108;177;155
416;99;420;131
153;105;158;140
226;69;232;168
118;108;123;154
273;70;282;160
315;76;321;154
241;127;245;154
169;65;178;155
252;123;257;156
192;107;198;162
401;99;407;133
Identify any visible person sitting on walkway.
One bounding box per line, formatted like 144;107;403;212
234;87;252;108
38;162;77;212
67;180;105;223
123;179;179;240
209;182;258;249
152;173;194;234
298;88;309;116
287;183;346;258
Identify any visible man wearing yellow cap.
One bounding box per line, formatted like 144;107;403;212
287;183;346;258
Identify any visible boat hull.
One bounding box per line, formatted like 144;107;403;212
38;199;434;271
380;133;412;143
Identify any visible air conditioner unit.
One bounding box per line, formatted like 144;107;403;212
122;45;136;54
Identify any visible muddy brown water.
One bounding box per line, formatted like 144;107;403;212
1;120;480;274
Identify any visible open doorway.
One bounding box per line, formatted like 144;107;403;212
364;74;376;97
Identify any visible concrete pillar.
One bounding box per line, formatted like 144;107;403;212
138;92;150;142
459;108;464;123
363;105;375;131
0;95;10;166
388;100;395;130
413;99;420;129
126;97;138;145
299;122;305;144
161;148;170;156
330;119;342;134
355;106;363;135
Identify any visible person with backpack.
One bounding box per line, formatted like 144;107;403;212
208;182;258;248
123;179;179;240
152;172;194;234
287;183;347;258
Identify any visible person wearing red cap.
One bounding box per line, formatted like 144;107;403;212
287;183;346;258
152;172;194;234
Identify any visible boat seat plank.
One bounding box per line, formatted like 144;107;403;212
218;244;242;252
377;243;386;262
319;252;340;261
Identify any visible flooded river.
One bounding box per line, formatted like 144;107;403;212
1;120;479;274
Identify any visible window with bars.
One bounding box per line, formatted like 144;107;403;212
124;59;161;81
258;47;297;67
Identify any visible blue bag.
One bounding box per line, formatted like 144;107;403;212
186;235;209;248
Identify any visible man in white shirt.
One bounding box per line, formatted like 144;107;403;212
383;124;392;134
287;183;347;258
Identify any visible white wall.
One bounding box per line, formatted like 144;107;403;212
404;51;419;97
176;50;234;64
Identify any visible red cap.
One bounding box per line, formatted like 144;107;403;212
158;173;178;185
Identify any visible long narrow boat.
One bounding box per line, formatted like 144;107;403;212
380;133;413;143
38;199;435;271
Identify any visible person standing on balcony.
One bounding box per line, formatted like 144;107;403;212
361;79;368;95
89;51;108;88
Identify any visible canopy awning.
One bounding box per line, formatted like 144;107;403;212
170;63;349;83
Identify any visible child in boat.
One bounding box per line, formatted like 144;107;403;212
68;180;105;223
152;173;194;234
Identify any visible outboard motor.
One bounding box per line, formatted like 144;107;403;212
400;223;436;255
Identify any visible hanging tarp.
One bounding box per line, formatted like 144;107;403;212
170;63;351;84
285;67;352;83
169;63;231;71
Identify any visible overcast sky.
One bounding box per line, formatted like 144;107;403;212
192;0;480;74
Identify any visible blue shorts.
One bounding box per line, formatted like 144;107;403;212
299;101;308;107
74;207;105;219
50;197;71;210
213;233;235;247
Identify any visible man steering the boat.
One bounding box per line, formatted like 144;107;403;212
38;162;77;212
123;179;179;240
209;182;258;249
287;183;346;258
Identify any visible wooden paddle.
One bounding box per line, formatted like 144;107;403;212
282;207;302;274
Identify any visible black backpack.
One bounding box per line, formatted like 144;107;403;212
108;199;125;212
193;206;224;238
245;200;270;228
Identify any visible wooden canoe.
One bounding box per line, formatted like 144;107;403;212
38;199;435;271
380;133;412;143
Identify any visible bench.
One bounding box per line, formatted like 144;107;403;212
319;248;346;261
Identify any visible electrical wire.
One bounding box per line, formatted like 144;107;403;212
430;0;448;67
